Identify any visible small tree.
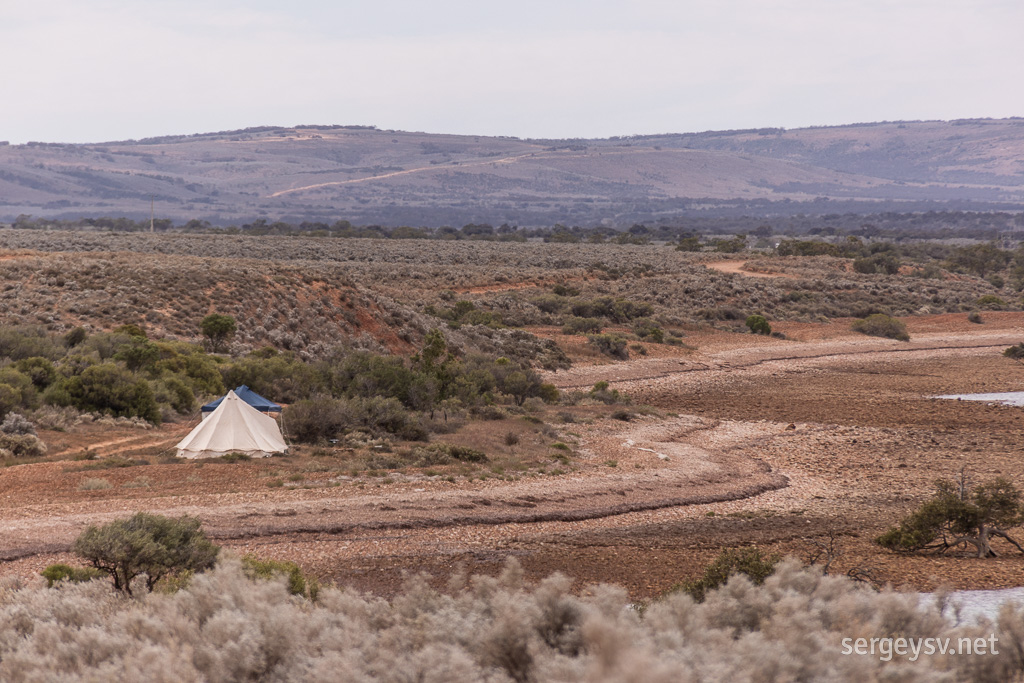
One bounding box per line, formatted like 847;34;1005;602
745;315;771;335
72;512;219;595
877;473;1024;558
679;547;780;602
200;313;237;353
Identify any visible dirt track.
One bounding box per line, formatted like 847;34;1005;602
5;314;1024;597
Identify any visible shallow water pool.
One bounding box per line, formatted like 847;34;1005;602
933;392;1024;407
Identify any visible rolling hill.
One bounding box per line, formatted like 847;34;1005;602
2;119;1023;227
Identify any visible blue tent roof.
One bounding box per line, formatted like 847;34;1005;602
202;385;282;414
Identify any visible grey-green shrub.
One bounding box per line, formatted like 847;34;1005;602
587;334;629;359
0;558;1023;680
561;317;603;335
851;314;910;341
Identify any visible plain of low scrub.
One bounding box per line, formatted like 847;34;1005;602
851;313;910;341
7;557;1024;680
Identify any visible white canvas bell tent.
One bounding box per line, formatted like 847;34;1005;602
176;390;287;459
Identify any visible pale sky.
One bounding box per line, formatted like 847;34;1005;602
3;0;1023;144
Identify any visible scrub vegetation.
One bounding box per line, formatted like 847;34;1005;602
5;555;1022;681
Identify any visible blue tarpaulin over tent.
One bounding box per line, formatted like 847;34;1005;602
202;385;282;414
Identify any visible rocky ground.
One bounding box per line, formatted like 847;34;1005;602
3;312;1024;600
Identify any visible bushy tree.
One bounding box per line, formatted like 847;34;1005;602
877;474;1024;558
50;363;160;423
200;313;237;353
73;513;219;595
113;336;161;372
945;243;1010;278
745;314;771;335
13;357;57;390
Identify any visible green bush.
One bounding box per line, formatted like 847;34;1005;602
0;326;63;361
0;367;37;417
241;555;318;599
50;363;161;423
853;253;901;275
976;294;1007;310
745;315;771;335
570;296;653;323
153;344;225;395
283;397;352;443
632;319;665;343
152;376;195;414
425;443;488;463
113;336;161;372
561;317;603;335
587;334;629;359
851;314;909;342
284;395;422;442
63;326;88;348
13;357;57;390
588;381;627;405
73;513;219;595
1004;343;1024;360
679;547;781;602
222;351;324;403
41;563;104;587
775;240;839;257
675;236;702;252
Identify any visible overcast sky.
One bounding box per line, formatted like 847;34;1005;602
3;0;1023;144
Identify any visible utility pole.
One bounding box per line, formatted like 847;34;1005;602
150;195;155;233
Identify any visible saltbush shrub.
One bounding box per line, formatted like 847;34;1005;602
631;318;664;342
851;314;910;342
587;334;629;359
0;432;46;459
561;317;603;335
0;411;36;435
2;558;1024;680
